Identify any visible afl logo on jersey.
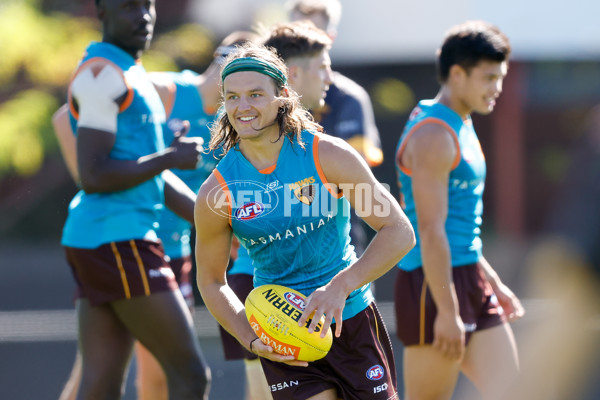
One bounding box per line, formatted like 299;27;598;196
235;202;265;220
208;179;279;220
284;292;306;311
366;365;385;381
293;184;316;205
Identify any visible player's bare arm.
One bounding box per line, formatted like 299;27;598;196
71;60;202;194
163;169;197;224
479;256;525;322
52;104;80;183
298;133;415;338
405;122;465;361
148;71;176;111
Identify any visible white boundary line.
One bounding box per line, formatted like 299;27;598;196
0;299;563;342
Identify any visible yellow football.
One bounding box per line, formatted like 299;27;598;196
245;284;333;361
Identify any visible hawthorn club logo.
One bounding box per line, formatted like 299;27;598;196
288;176;317;205
293;184;316;205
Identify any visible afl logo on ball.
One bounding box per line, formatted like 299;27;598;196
366;365;385;381
235;202;265;220
284;292;306;311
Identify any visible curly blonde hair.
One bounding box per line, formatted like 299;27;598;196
209;42;322;155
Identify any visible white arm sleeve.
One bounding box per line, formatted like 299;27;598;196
70;62;128;133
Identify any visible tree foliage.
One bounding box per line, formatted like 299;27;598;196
0;0;99;177
0;0;214;179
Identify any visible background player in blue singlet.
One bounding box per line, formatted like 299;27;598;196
288;0;383;257
58;0;210;398
195;43;415;400
393;21;525;400
52;29;259;400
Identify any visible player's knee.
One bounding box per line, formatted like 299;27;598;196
189;361;211;395
167;358;211;396
136;373;168;399
186;364;211;397
80;375;124;399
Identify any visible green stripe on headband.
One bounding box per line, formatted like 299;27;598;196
221;57;287;86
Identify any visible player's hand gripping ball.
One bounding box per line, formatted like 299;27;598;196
245;284;333;361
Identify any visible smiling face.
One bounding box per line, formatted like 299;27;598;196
99;0;156;58
223;71;283;141
288;49;333;110
452;60;508;116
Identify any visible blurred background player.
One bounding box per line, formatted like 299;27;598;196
53;30;259;400
263;21;333;112
288;0;383;256
394;21;524;400
55;0;211;398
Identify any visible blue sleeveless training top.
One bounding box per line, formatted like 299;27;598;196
214;130;372;320
62;42;166;248
396;100;485;270
156;70;219;259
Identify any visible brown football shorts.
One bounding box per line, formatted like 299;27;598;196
394;261;506;346
65;239;178;306
261;302;399;400
168;255;194;309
